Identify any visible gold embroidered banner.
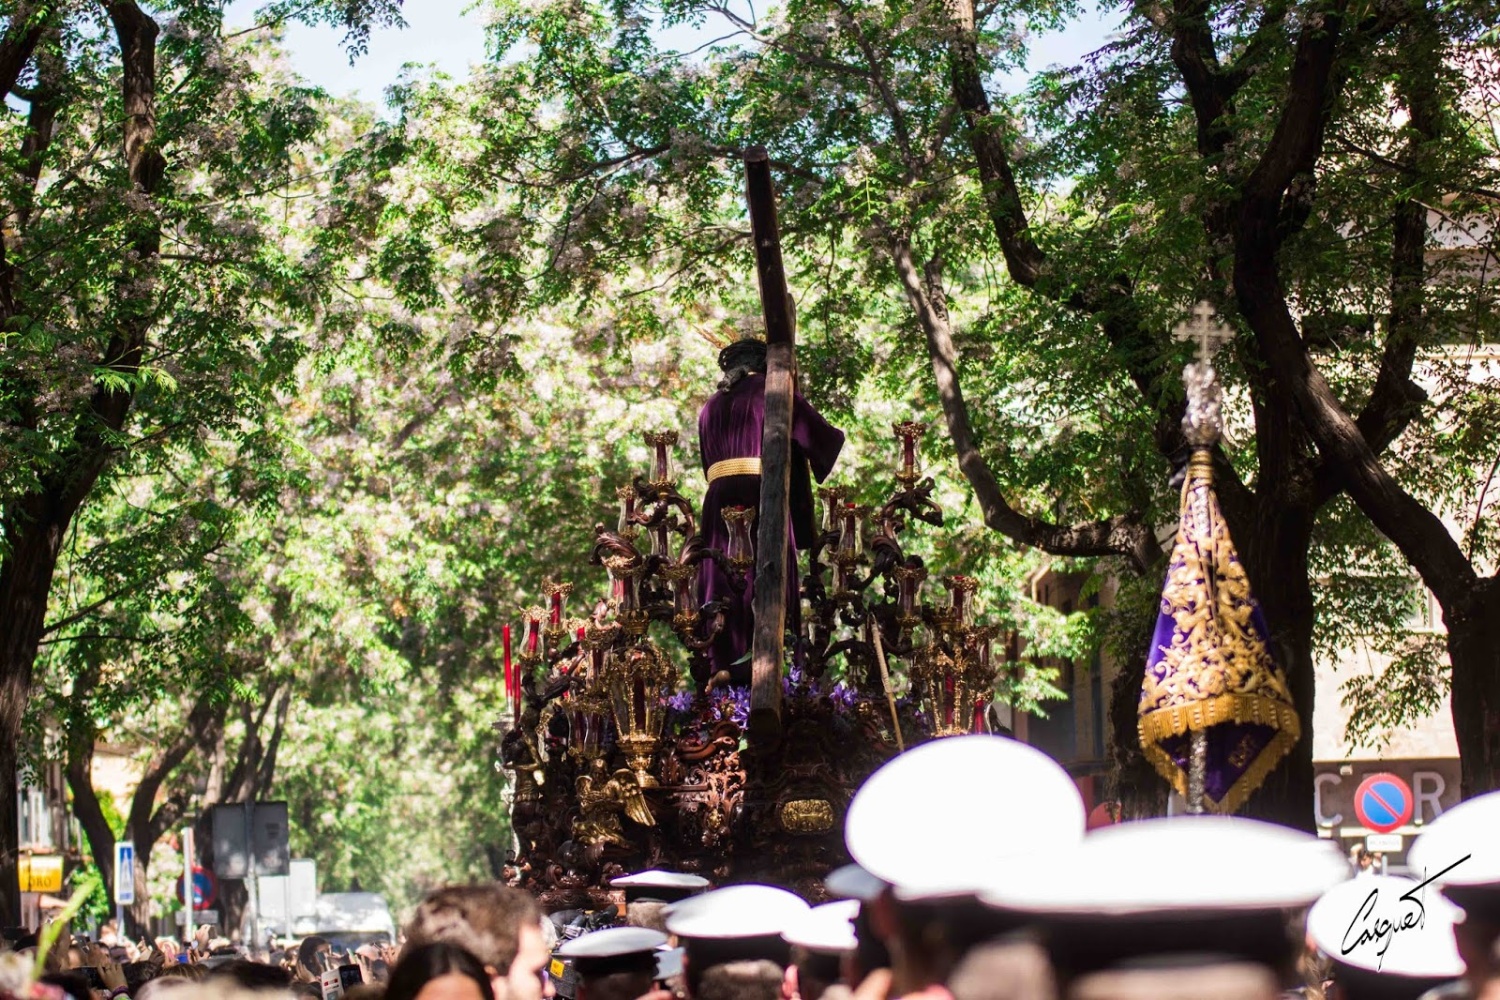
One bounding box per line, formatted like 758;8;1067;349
1138;452;1300;814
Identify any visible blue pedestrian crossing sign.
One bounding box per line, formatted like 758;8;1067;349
115;841;136;905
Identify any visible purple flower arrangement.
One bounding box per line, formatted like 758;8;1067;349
783;661;860;708
714;686;752;728
661;660;866;739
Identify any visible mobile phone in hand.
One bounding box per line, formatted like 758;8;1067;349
338;964;363;990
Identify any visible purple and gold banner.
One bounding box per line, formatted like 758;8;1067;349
1139;452;1300;813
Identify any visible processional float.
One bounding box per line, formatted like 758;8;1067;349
495;151;1014;906
494;156;1306;906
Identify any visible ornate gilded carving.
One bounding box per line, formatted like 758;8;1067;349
779;799;835;834
573;760;655;852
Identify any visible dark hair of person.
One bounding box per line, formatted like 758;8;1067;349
947;937;1056;1000
208;958;295;991
576;963;657;1000
792;947;843;1000
299;935;333;975
692;959;785;1000
404;884;541;975
386;943;497;1000
156;963;208;981
717;339;768;391
852;905;889;978
625;900;669;935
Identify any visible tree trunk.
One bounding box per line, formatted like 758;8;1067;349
0;511;70;928
1109;620;1168;820
65;735;119;916
1234;501;1317;832
1446;579;1500;798
0;742;19;930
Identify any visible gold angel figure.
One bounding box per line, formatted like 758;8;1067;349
572;760;655;850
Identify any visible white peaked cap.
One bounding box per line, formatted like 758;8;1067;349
980;816;1348;914
1308;875;1465;978
824;863;885;903
782;900;859;954
664;884;811;940
611;870;712;890
1408;790;1500;889
846;735;1085;900
654;946;684;980
555;926;669;959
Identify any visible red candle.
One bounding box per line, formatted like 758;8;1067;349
973;694;989;734
503;625;514;702
550;592;563;625
618;487;637;533
524;617;539;655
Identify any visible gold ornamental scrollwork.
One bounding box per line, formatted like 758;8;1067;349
779;799;835;834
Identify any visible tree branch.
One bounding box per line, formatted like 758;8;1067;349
1240;0;1345;218
252;688;292;797
0;3;46;98
1221;0;1290;91
125;696;218;844
1157;0;1232;158
943;0;1046;285
223;683;276;803
892;235;1162;572
41;582;144;636
1351;15;1436;458
63;673;117;907
46;1;167;521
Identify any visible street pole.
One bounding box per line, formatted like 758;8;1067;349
1188;730;1208;815
183;827;195;949
245;801;260;958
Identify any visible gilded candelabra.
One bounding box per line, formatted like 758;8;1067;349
501;429;755;803
500;422;1024;854
801;424;1008;739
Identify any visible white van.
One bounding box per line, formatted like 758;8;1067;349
295;891;397;953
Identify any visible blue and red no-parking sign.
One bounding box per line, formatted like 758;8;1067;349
175;866;218;910
1353;772;1413;834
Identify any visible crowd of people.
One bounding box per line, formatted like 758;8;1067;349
0;921;399;1000
3;734;1497;1000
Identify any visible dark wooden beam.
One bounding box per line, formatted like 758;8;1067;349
746;146;793;743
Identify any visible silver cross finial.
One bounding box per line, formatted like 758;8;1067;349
1173;300;1233;364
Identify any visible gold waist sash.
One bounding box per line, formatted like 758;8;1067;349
706;457;762;483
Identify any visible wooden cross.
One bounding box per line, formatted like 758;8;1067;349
744;147;793;744
1173;300;1233;364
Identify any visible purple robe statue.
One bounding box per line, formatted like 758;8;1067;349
696;371;845;687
